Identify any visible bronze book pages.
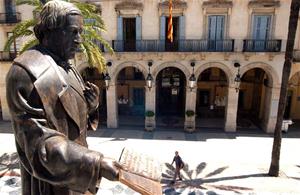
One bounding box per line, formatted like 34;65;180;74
118;148;163;195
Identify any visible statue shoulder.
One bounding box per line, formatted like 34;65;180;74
13;49;52;79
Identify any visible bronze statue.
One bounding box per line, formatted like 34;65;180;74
6;1;120;194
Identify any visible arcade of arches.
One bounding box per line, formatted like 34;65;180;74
79;63;299;133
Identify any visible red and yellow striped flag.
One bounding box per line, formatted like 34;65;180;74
167;0;173;42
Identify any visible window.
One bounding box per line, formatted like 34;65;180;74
208;15;225;40
252;15;271;40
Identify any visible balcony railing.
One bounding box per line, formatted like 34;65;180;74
243;39;281;52
0;13;21;24
294;50;300;62
0;51;17;61
112;39;235;52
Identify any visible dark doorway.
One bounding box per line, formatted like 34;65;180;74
165;17;179;51
0;98;2;120
156;67;185;116
284;90;293;119
123;18;136;51
198;90;210;107
237;68;268;130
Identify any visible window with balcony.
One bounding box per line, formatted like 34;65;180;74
1;0;20;24
244;0;281;52
113;1;143;52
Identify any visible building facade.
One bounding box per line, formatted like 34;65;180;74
1;0;300;133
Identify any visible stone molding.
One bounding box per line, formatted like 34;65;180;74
248;0;280;8
158;0;187;16
115;1;143;16
202;0;233;8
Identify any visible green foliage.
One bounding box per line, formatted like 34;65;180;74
145;111;155;117
185;110;195;117
4;0;112;72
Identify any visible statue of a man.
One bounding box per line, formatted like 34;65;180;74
6;1;120;194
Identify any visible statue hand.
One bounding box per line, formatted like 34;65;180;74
84;82;99;112
100;157;121;181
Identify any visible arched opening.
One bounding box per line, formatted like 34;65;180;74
196;67;228;130
286;72;300;131
116;67;145;127
237;68;270;131
156;67;186;128
81;67;107;127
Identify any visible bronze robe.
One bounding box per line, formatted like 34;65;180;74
6;47;103;195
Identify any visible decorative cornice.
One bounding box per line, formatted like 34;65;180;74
115;1;143;12
248;0;280;8
158;0;187;10
202;0;233;8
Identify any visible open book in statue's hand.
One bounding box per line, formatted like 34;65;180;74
118;147;163;195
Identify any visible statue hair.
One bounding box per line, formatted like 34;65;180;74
34;0;81;42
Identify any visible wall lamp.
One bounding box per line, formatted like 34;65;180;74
146;60;153;90
189;61;196;91
234;62;241;93
104;61;112;89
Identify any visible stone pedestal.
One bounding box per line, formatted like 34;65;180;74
184;116;195;132
145;116;155;131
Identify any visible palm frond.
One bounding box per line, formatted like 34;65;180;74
20;38;39;53
83;26;113;54
16;0;42;7
4;19;36;51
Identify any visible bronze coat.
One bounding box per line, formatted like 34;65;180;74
6;48;102;195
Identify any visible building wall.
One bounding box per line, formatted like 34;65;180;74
1;0;299;132
0;62;11;120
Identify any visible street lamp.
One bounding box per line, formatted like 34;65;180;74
146;60;153;90
189;61;196;91
104;73;111;89
234;62;241;92
104;61;112;89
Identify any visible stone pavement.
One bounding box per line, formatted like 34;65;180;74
0;121;300;195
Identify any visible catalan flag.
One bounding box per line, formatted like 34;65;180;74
167;0;173;42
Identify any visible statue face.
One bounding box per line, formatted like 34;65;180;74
61;14;83;60
47;14;83;61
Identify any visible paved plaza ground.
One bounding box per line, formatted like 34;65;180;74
0;121;299;194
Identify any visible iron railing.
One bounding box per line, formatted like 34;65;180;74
112;39;235;52
0;51;17;61
243;39;281;52
0;13;21;24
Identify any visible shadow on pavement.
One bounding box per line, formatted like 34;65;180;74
160;161;275;194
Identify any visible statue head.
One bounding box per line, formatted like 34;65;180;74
34;0;83;61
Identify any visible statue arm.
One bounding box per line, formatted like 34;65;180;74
6;64;104;193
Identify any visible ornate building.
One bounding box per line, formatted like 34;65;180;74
1;0;300;133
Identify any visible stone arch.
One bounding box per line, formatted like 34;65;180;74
194;62;234;85
152;61;190;83
240;62;280;88
111;61;148;84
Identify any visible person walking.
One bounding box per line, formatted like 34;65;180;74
171;151;184;184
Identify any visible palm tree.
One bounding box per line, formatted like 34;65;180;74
268;0;300;176
4;0;112;73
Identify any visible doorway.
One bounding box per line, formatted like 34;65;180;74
123;18;136;51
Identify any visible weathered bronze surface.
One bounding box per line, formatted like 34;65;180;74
6;1;119;194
